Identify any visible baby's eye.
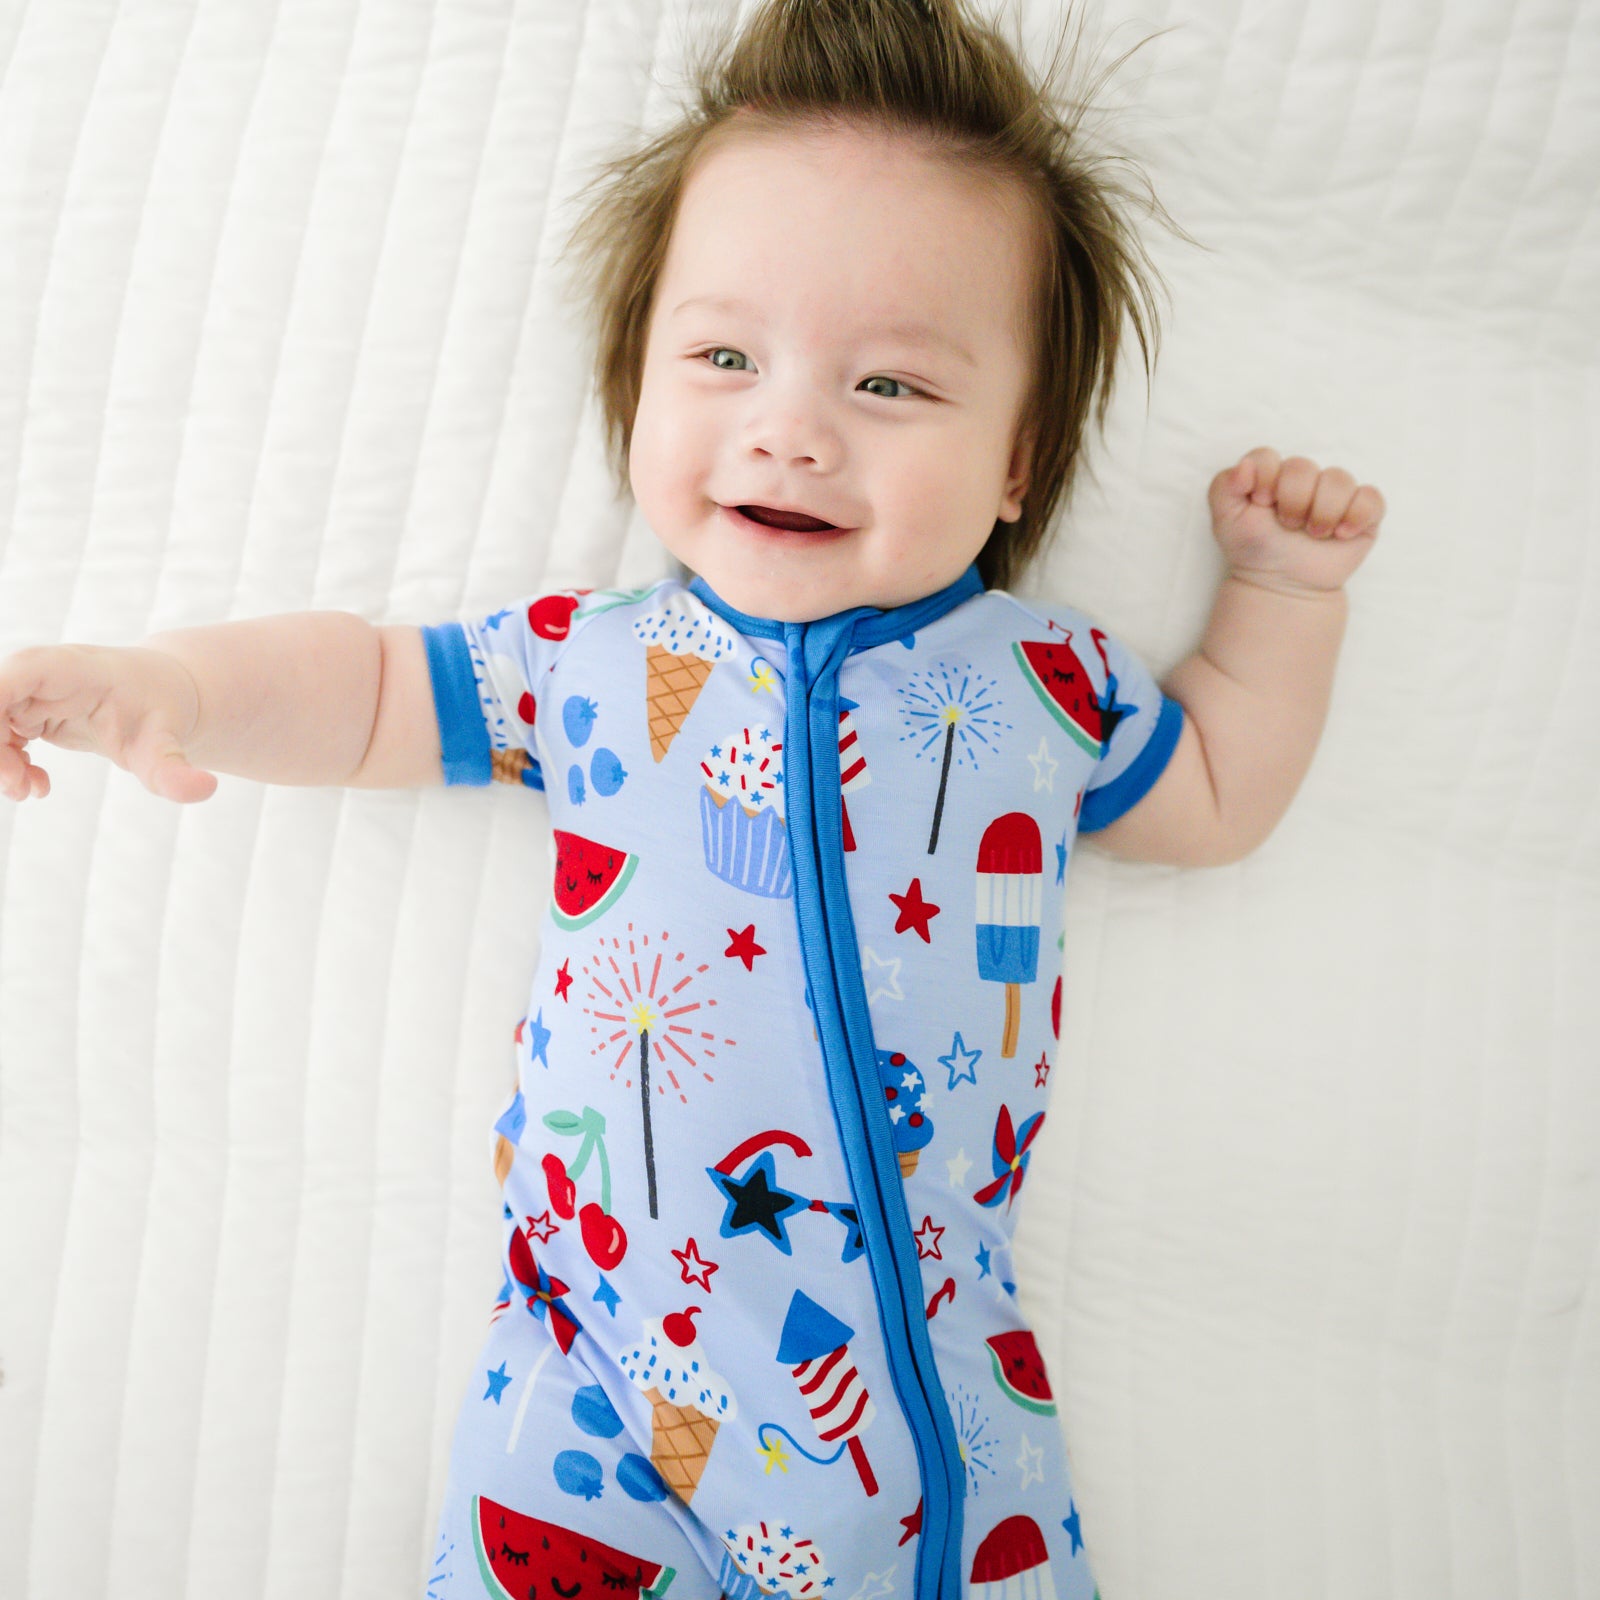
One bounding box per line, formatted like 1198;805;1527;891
859;375;915;399
704;347;750;371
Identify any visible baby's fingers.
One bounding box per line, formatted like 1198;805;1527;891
1305;468;1358;536
0;733;51;801
1334;483;1386;539
129;722;217;804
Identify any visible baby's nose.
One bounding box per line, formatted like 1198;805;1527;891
743;388;841;471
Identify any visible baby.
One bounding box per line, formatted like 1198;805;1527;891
0;1;1383;1596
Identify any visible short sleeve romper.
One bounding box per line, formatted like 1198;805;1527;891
419;565;1182;1600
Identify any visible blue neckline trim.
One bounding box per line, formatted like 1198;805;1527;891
687;564;983;648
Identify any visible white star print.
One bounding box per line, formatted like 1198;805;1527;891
847;1571;896;1600
1028;735;1058;792
945;1147;973;1187
1018;1432;1045;1489
861;947;903;1005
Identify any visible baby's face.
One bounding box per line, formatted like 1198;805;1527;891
628;119;1039;622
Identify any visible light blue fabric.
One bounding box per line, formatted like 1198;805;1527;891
425;569;1179;1600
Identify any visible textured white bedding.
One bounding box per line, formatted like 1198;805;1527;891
1;1;1596;1597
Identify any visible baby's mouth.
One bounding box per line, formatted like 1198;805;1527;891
734;504;839;533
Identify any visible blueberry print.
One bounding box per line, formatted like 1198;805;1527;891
571;1383;624;1438
563;695;599;747
616;1452;669;1502
590;747;627;796
552;1448;604;1500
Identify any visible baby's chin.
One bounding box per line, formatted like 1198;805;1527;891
691;564;904;623
686;542;943;623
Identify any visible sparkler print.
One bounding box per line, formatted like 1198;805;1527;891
581;923;732;1219
898;663;1010;853
949;1382;1000;1497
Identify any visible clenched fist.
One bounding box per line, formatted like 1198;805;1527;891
1209;448;1385;597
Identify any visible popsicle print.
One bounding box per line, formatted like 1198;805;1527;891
975;813;1042;1058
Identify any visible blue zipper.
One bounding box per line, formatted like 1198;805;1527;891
781;612;964;1599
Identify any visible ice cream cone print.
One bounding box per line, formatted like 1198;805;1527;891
645;647;714;760
491;747;533;786
878;1049;933;1178
634;594;738;761
619;1307;736;1506
645;1385;722;1503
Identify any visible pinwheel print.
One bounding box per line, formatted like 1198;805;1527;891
972;1104;1046;1211
507;1224;582;1354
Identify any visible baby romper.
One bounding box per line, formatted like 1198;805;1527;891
421;566;1182;1600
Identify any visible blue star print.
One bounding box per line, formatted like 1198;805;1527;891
484;1362;512;1404
1063;1503;1084;1555
939;1032;982;1089
527;1008;552;1068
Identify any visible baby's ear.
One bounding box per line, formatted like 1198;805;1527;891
999;425;1035;523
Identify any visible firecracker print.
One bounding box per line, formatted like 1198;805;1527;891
759;1290;881;1497
838;698;871;851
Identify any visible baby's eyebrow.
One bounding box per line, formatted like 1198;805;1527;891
670;294;976;369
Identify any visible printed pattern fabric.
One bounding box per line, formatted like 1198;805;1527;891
420;569;1182;1600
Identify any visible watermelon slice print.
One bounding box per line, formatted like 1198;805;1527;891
473;1496;675;1599
551;830;637;931
986;1329;1057;1416
1013;631;1125;759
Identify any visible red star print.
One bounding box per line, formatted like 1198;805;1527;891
671;1237;719;1292
899;1499;923;1546
554;959;572;1001
1034;1053;1051;1087
913;1214;945;1260
724;924;766;972
524;1210;559;1244
889;877;941;943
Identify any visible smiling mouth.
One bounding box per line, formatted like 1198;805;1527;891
734;504;839;533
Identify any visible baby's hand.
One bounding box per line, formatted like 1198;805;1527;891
1208;448;1384;596
0;643;217;803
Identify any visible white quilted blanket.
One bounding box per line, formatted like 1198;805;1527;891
2;2;1596;1597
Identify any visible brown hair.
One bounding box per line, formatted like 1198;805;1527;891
559;0;1167;591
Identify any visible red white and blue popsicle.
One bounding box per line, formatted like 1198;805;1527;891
976;812;1043;1058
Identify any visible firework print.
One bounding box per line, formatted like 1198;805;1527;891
419;567;1182;1600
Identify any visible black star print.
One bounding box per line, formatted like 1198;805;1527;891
712;1160;803;1246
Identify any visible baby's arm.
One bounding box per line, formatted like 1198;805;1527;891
1094;449;1384;867
0;613;440;802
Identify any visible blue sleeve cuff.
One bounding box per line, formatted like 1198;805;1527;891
1079;694;1184;833
421;622;492;786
